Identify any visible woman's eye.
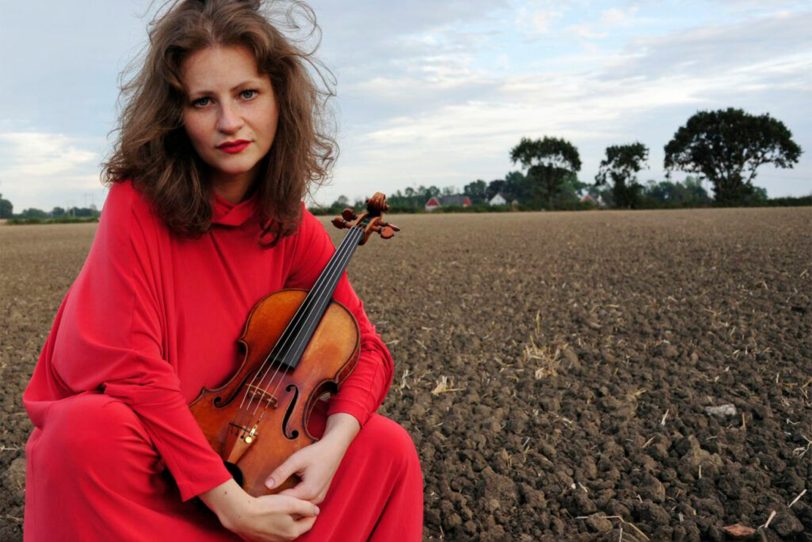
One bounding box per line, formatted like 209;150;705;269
191;96;211;108
240;89;258;100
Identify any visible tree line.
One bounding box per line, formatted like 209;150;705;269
0;197;100;222
2;108;806;221
315;107;806;213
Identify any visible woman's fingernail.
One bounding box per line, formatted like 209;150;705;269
314;506;320;516
265;477;275;488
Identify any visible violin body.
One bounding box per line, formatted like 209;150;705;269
190;289;359;497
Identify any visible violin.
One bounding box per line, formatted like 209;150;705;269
190;193;399;497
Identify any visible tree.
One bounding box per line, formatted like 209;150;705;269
416;185;440;201
67;206;98;218
504;171;532;204
664;108;802;204
510;137;582;209
558;173;589;208
486;179;506;201
21;208;48;219
641;176;713;208
595;142;648;209
463;180;488;203
0;193;12;219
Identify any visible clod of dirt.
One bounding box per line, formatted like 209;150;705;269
5;457;25;500
723;523;756;538
704;404;737;417
770;511;805;537
583;513;613;533
637;472;666;503
679;435;724;473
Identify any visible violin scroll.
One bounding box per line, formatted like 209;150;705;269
365;193;388;213
331;192;400;244
369;219;400;239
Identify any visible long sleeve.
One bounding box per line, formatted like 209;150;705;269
25;186;230;501
284;210;394;427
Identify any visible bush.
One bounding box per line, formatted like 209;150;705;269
7;216;99;225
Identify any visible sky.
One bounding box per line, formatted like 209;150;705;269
0;0;810;212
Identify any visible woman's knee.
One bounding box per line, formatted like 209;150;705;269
42;393;156;474
360;415;421;473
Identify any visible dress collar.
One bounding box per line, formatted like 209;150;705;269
210;191;257;227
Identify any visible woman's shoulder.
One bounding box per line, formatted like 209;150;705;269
292;204;334;247
104;180;161;224
298;204;323;230
282;204;330;257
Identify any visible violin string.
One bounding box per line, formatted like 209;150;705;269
239;225;363;413
239;226;358;412
239;232;348;413
249;226;362;414
252;226;362;414
238;228;352;412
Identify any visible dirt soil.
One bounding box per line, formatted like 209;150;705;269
1;208;810;541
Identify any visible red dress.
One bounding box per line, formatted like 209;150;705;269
22;181;423;541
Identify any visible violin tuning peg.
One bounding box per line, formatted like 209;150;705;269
381;222;400;232
331;217;349;229
342;208;357;221
379;226;396;239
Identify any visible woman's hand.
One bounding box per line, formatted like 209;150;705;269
266;413;361;505
200;478;319;542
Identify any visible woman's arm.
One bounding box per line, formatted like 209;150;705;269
40;184;231;500
200;479;320;541
201;414;360;536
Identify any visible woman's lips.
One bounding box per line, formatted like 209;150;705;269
217;140;250;154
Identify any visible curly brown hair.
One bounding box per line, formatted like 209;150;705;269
103;0;336;242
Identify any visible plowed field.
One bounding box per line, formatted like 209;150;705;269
1;208;810;541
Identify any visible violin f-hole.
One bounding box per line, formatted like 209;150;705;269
282;384;300;440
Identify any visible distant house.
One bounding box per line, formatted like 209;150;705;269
425;195;472;212
488;193;507;206
441;195;472;207
580;193;605;207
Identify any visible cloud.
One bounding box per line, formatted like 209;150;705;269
610;11;812;79
313;6;811;204
0;133;105;211
600;6;638;26
565;5;639;39
520;8;563;35
1;0;808;209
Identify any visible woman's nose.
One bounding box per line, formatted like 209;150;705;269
217;102;243;133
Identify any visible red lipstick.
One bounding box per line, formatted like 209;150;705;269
217;140;251;154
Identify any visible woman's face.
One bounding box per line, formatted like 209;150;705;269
181;45;279;198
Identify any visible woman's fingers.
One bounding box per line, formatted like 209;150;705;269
266;454;304;490
291;515;319;538
278;479;320;502
265;494;320;518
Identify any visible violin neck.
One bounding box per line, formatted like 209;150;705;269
305;225;364;318
270;224;365;369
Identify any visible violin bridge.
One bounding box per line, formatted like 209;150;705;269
224;422;259;464
246;384;278;408
243;424;258;444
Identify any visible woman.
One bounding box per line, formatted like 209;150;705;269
22;1;423;540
